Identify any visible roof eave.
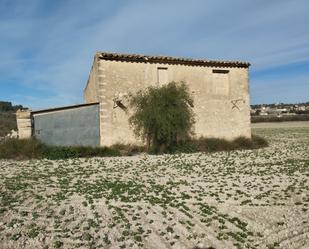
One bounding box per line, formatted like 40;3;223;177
97;51;250;68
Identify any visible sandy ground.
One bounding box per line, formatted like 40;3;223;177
0;124;308;249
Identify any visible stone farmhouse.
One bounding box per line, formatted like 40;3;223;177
17;52;251;147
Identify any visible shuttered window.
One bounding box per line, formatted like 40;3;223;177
157;67;168;85
212;69;229;96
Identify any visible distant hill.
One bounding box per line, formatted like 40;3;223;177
0;101;25;137
0;101;24;112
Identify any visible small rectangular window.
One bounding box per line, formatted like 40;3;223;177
157;67;168;85
212;69;230;96
212;69;229;74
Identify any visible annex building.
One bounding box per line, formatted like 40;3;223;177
17;52;251;147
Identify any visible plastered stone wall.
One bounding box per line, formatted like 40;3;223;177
16;109;32;139
85;55;251;146
84;57;100;103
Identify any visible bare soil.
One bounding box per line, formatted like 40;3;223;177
0;125;308;249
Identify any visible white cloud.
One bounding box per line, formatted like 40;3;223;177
0;0;308;108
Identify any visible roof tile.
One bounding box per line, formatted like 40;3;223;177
97;51;250;68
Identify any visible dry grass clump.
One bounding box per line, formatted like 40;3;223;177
170;135;268;153
0;112;17;137
0;138;44;160
110;143;146;156
0;135;268;160
0;138;120;160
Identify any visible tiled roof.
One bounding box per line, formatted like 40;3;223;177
97;51;250;68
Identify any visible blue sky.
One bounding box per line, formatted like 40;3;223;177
0;0;308;110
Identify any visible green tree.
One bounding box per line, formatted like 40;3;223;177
129;81;195;153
